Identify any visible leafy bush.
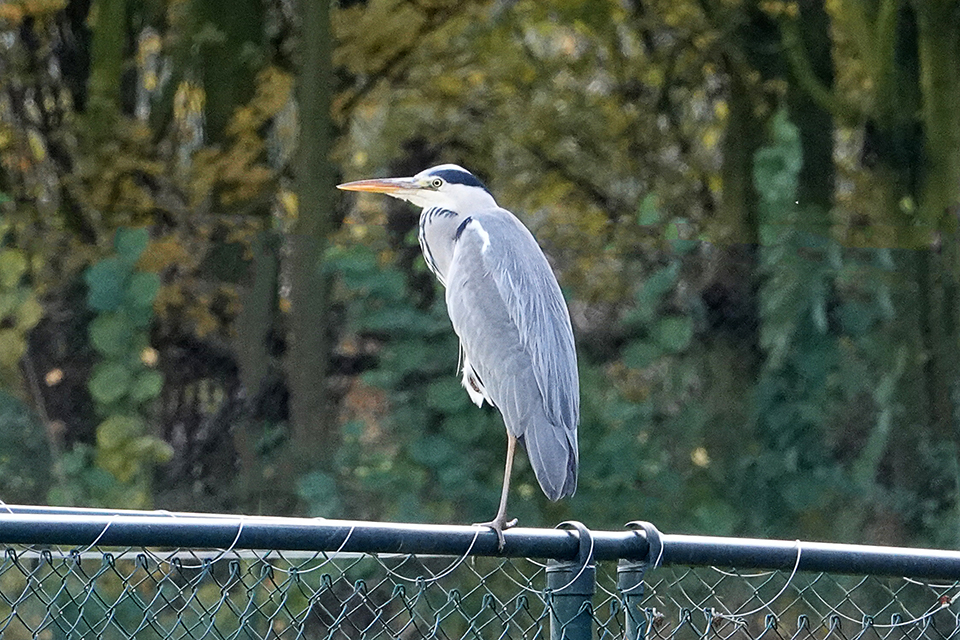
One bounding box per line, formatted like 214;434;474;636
56;228;172;508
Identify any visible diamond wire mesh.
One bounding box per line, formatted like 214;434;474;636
631;566;960;639
0;545;957;639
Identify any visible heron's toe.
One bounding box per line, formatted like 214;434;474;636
474;516;518;551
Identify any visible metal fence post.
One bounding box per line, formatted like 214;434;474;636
617;558;647;640
618;521;663;640
547;521;595;640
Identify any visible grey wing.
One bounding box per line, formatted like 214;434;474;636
444;213;579;500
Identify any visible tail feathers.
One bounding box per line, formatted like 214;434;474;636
520;421;578;501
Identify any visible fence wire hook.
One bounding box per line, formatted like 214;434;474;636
715;540;803;621
549;520;595;595
625;521;663;569
556;521;593;565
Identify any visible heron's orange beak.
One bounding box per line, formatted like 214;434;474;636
336;177;420;194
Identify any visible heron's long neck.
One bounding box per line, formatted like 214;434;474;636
418;206;465;285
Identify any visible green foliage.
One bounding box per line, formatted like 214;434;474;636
637;193;662;226
69;227;171;508
96;414;172;483
115;226;151;264
48;444;140;508
298;470;343;517
0;390;50;502
749;111;834;528
621;196;698;364
754;112;830;368
89;312;135;357
84;258;130;312
88;362;133;405
652;316;695;353
1;0;958;550
84;232;162;318
627;262;680;327
0;246;42;388
323;243;512;524
742;109;878;538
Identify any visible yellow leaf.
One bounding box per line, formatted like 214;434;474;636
279;190;298;218
0;124;13;149
142;71;158;92
15;295;42;331
137;30;161;65
27;129;45;161
0;249;26;288
691;447;711;468
0;4;24;25
138;236;190;271
45;368;63;386
714;100;729;120
141;347;159;366
0;330;25;367
702;128;720;150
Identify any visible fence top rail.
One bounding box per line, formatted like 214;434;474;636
2;504;960;580
0;505;627;561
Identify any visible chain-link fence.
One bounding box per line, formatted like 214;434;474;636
1;506;959;639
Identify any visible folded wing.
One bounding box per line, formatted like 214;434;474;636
444;212;579;500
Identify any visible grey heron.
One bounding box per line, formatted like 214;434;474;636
338;164;579;547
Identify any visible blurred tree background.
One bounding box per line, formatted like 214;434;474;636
0;0;958;546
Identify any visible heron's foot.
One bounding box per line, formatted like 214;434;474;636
474;515;518;551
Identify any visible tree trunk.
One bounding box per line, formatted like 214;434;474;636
233;231;280;506
786;0;835;215
86;0;127;138
913;0;960;541
280;0;337;513
191;0;264;145
716;70;760;246
913;1;960;233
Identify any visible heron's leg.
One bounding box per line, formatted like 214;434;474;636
475;433;519;550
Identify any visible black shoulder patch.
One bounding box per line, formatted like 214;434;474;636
429;169;490;192
455;216;473;241
425;207;457;219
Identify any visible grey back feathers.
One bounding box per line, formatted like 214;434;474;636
420;182;579;500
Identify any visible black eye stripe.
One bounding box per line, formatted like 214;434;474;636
426;169;489;192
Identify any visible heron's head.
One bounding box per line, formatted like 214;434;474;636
338;164;496;211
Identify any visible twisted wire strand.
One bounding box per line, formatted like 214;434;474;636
495;527;596;599
262;524;357;575
678;541;802;627
810;578;959;629
77;515;121;554
378;526;482;585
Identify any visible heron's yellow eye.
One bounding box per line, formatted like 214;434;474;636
430;178;443;189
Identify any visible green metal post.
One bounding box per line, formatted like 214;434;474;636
618;520;662;640
547;522;595;640
617;559;647;640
